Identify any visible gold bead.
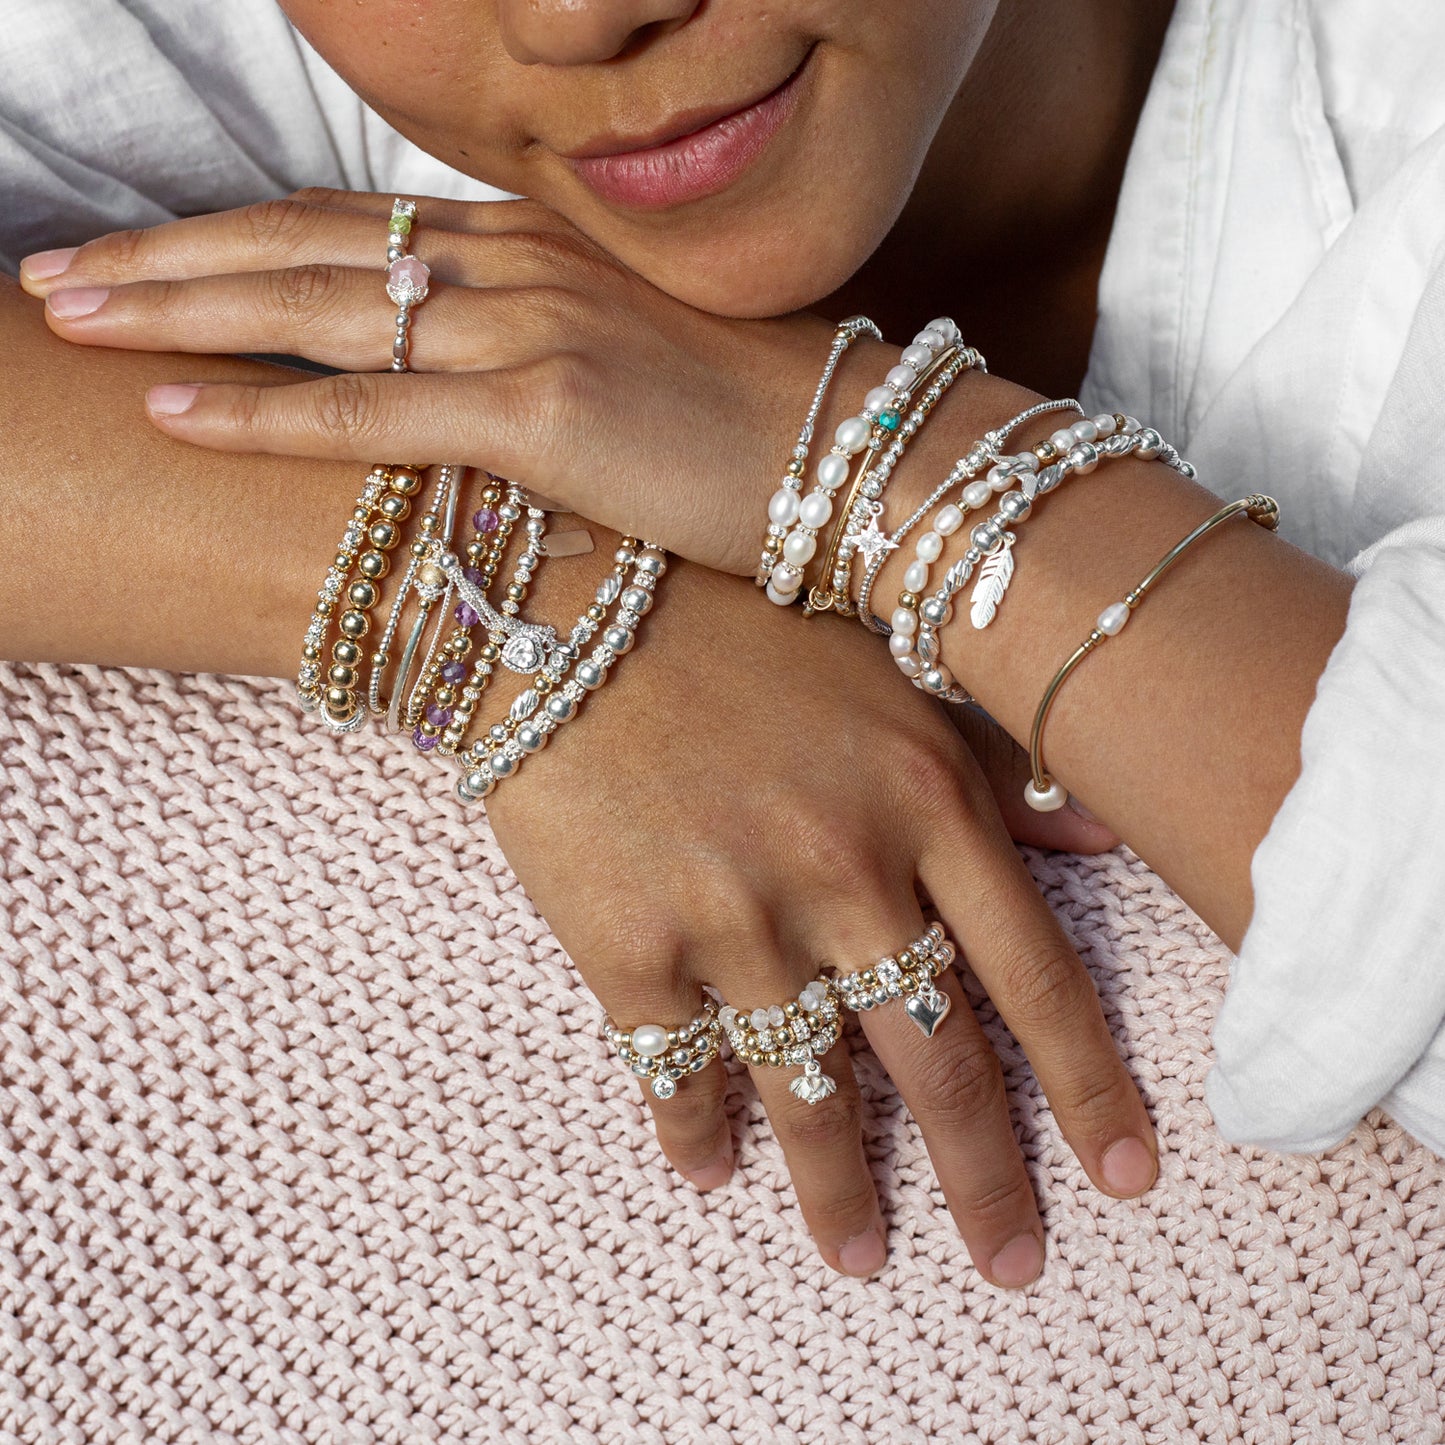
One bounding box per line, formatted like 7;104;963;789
435;686;455;707
328;663;357;688
764;536;782;555
418;720;439;738
587;604;605;622
784;1002;799;1018
379;492;411;522
302;644;321;662
369;520;398;550
481;486;500;504
465;542;485;562
353;507;369;522
417;562;446;588
533;676;553;694
347;579;378;609
410;540;429;558
339;609;370;639
1034;442;1057;464
390;465;422;496
454;636;474;656
333;639;361;666
358;551;389;580
324;686;353;713
899;593;918;610
506;583;525;602
372;651;389;670
316;600;335;618
480;643;500;662
335;553;350;571
787;459;804;477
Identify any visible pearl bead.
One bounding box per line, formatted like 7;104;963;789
889;632;916;659
1015;450;1040;472
891;607;918;636
798;493;833;530
768;488;801;526
920;597;952;626
766;579;798;606
1097;602;1131;635
885;365;917;392
1025;778;1069;812
771;563;802;592
783;531;817;567
986;464;1011;492
545;694;576;722
1071;419;1099;443
915;531;943;563
896;654;923;677
834;415;872;455
927;316;958;342
864;385;895;416
903;560;929;594
935;504;964;537
817;451;850;490
1122;415;1141;435
962;480;992;510
1093;413;1117;437
901;343;933;370
913;328;947;351
632;1024;669;1058
1050;428;1077;453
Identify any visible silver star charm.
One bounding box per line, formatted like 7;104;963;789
854;518;899;564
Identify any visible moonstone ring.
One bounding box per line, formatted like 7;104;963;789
385;198;430;372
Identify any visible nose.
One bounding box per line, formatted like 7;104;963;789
497;0;702;66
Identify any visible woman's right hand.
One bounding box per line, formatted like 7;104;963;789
483;557;1156;1285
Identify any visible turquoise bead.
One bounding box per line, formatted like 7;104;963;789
879;410;901;431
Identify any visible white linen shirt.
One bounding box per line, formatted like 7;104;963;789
2;0;1442;1154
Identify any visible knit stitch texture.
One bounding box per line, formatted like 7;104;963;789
1;662;1441;1445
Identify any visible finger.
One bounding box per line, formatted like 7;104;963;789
857;959;1045;1289
918;806;1159;1201
20;193;574;294
44;266;577;374
741;1030;886;1278
948;704;1120;854
596;981;734;1193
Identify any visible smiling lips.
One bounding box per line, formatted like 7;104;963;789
563;56;810;210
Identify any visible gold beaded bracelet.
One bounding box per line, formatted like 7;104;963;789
1024;493;1280;813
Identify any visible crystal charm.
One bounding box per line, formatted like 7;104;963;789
386;255;431;308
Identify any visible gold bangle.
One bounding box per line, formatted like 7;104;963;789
1024;493;1280;813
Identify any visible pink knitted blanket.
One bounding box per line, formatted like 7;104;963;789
2;661;1441;1444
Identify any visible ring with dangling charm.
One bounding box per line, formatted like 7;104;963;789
718;979;842;1105
832;923;957;1038
600;998;723;1101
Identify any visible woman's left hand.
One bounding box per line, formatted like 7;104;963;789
22;188;879;577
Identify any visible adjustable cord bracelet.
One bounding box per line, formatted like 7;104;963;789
1024;493;1281;813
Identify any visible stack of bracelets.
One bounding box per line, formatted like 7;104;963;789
297;220;1279;1111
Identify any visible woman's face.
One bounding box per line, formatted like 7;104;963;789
277;0;998;316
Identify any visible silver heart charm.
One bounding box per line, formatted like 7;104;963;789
904;986;952;1038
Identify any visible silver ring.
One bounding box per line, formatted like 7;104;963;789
385;198;429;372
832;923;956;1037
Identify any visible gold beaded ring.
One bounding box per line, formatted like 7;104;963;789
719;980;842;1105
1025;492;1280;813
601;999;722;1101
832;923;957;1037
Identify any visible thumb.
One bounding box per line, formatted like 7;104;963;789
945;703;1120;854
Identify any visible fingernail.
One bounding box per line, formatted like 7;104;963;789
1067;797;1101;823
146;384;202;417
989;1232;1043;1288
21;246;78;280
1102;1136;1158;1196
838;1225;886;1277
684;1158;733;1192
47;287;110;319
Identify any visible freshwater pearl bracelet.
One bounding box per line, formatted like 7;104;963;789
767;317;962;606
719;979;842;1105
1025;494;1280;812
370;464;462;718
455;543;665;802
805;343;976;617
756;316;883;588
601;1001;723;1101
856;397;1078;634
297;464;420;731
832;923;957;1038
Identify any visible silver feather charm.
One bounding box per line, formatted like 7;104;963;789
969;533;1017;630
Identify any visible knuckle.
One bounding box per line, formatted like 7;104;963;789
996;937;1094;1034
897;733;982;820
780;1087;863;1154
957;1172;1036;1230
805;1174;878;1237
924;1036;1007;1124
79;227;150;276
786;816;884;896
268;263;346;322
288;186;349;209
512;284;590;344
241;196;315;253
312;371;384;445
1056;1065;1137;1135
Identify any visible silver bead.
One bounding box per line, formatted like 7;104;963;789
516;723;546;753
636;550;666;577
620;586;653;615
545;694;577;722
920;666;953;694
457;772;494;803
998;490;1032;522
490;723;510;742
1067;442;1101;472
614;546;637;566
971;519;1002;551
489;752;517;779
920;597;952;627
498;504;520;522
576;660;605;690
603;626;634;655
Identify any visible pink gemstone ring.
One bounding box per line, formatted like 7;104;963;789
385;199;429;372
